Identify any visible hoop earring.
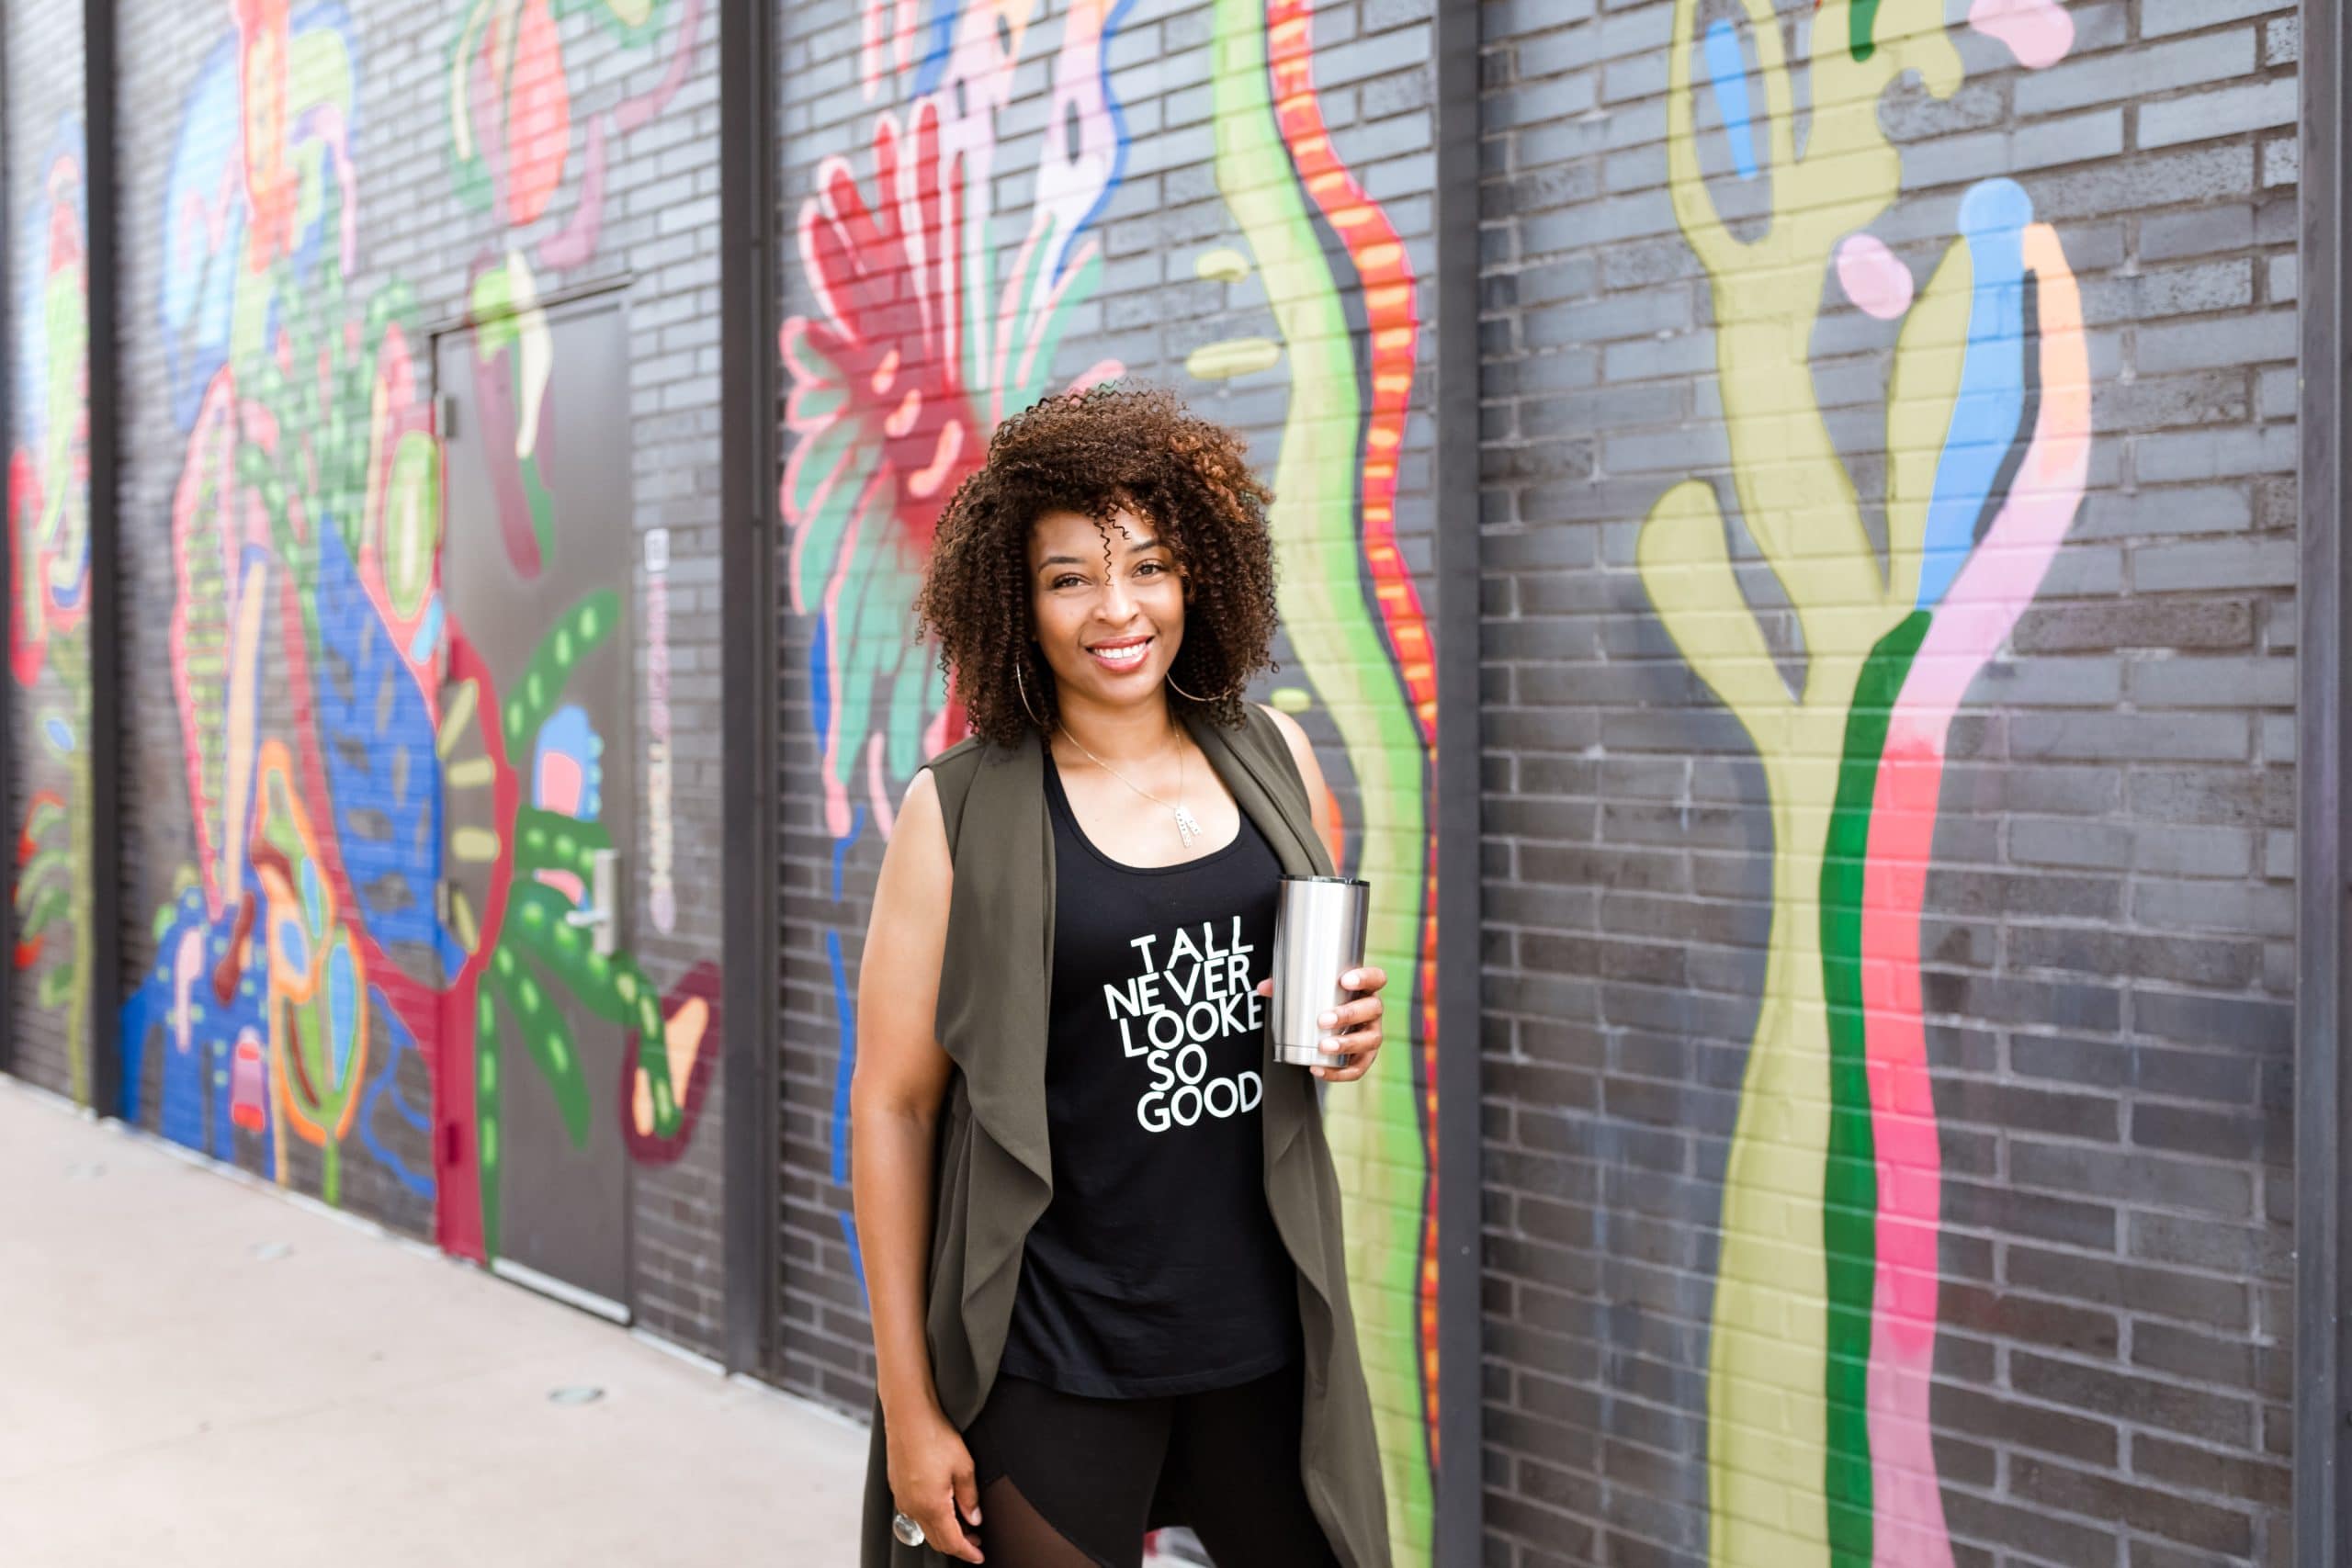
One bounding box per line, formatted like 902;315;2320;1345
1015;656;1048;729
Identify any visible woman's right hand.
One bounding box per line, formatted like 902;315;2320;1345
888;1400;985;1562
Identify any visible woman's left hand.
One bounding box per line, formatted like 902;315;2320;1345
1257;965;1386;1082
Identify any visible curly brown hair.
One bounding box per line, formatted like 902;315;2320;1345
913;383;1279;747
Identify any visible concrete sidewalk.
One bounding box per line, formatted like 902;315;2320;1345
0;1077;865;1566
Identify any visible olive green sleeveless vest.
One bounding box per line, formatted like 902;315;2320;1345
858;705;1392;1568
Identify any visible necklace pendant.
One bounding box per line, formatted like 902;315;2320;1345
1172;803;1203;848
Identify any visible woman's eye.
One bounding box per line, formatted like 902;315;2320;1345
1136;560;1168;577
1052;574;1085;590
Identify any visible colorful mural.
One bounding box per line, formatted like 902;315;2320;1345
1644;4;2086;1565
8;122;94;1103
1204;0;1437;1552
786;1;1440;1559
117;0;716;1263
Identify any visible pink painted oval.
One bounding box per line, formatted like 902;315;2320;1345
1835;233;1915;321
1969;0;2075;71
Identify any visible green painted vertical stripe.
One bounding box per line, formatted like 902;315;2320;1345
1849;0;1882;62
1209;3;1435;1558
1819;610;1928;1568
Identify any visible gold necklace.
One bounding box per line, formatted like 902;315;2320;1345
1058;727;1204;849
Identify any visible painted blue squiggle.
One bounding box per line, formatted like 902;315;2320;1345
1704;20;1759;182
842;1210;869;1303
831;806;865;902
811;611;832;761
913;0;962;99
828;807;870;1288
828;930;859;1192
1059;0;1143;281
1917;178;2034;609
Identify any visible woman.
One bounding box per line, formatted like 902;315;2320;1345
850;385;1394;1568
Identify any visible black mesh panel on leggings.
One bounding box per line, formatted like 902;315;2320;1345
961;1363;1340;1568
975;1475;1111;1568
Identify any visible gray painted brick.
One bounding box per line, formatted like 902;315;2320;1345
2014;32;2257;118
2142;0;2294;39
2139;79;2299;152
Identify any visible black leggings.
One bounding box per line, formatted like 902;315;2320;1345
961;1359;1342;1568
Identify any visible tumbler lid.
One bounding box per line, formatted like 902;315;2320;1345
1279;874;1369;886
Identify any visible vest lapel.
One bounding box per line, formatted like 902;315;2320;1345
933;731;1055;1397
938;729;1054;1185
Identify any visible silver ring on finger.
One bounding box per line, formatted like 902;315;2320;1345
892;1512;926;1547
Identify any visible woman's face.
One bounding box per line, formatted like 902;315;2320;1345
1027;505;1185;713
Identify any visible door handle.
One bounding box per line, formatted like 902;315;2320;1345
563;848;621;957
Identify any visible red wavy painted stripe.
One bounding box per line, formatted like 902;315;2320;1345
1265;0;1442;1468
14;789;65;969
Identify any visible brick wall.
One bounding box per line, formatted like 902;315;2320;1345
771;0;1451;1558
4;0;91;1107
3;0;2321;1559
1477;2;2297;1564
93;0;730;1351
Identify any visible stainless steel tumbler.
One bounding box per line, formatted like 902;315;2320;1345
1269;875;1371;1068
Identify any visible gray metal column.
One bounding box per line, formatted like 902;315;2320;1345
83;0;122;1117
718;0;780;1377
1430;0;1485;1560
2295;0;2348;1557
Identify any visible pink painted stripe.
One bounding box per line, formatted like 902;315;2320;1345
1862;222;2088;1568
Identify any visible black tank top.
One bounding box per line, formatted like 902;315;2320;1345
997;752;1303;1398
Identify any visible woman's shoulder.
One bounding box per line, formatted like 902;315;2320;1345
1245;703;1319;788
1250;701;1307;751
922;733;992;781
916;731;1032;846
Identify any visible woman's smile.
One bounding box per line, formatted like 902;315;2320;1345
1085;634;1155;674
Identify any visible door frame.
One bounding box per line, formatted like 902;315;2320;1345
717;0;781;1380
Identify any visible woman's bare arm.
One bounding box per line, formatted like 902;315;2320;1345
849;768;984;1559
1260;704;1340;854
1258;704;1387;1086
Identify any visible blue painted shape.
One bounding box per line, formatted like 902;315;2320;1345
300;857;326;935
118;946;161;1127
1704;20;1760;182
1917;178;2035;609
831;807;865;903
309;525;449;976
327;941;359;1080
533;705;604;820
841;1209;869;1298
358;988;437;1200
827;929;858;1190
41;716;74;753
46;533;89;614
404;595;444;668
912;0;962;98
275;912;310;976
810;611;833;762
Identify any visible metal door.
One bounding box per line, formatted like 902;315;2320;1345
435;298;635;1320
